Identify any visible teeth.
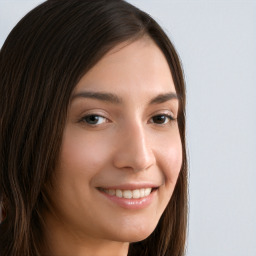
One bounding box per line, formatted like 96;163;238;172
108;189;115;196
140;188;145;197
103;188;153;199
116;189;122;198
123;190;132;199
144;188;151;196
132;189;140;199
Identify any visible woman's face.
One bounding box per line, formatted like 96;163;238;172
49;37;182;244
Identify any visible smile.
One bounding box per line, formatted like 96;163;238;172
99;188;153;199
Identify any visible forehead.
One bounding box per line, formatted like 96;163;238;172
73;37;176;98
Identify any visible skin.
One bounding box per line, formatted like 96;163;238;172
43;37;182;256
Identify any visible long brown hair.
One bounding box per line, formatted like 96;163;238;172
0;0;187;255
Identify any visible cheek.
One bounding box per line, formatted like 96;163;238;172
59;127;112;178
52;127;114;215
166;146;182;186
157;132;183;185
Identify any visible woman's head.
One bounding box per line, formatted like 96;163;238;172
0;0;187;255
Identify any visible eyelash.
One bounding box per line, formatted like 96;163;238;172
80;113;175;127
80;115;109;126
149;114;175;125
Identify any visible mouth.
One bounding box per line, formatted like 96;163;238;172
96;185;159;209
97;187;158;199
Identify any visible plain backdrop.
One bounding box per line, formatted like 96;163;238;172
1;1;256;255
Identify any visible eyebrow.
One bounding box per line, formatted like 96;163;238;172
148;92;179;104
71;91;179;105
71;91;122;104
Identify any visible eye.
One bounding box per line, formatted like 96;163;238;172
82;115;108;125
150;114;174;125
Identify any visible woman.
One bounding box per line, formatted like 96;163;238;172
0;0;188;255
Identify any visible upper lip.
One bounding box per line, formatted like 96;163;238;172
97;182;160;190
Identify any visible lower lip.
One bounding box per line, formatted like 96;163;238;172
98;189;157;210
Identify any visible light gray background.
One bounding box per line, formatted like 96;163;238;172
1;1;255;255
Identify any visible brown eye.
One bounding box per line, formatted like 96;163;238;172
151;115;174;125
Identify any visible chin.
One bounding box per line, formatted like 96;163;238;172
110;220;158;243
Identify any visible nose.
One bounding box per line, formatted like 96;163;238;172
113;123;156;172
